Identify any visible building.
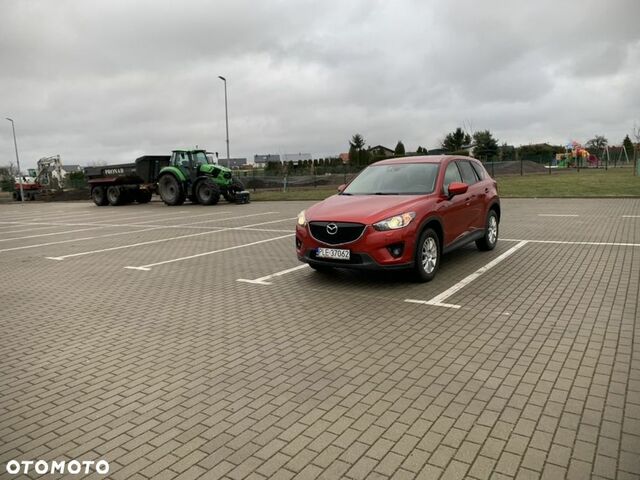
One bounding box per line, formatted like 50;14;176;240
218;157;247;168
367;145;395;157
254;154;281;165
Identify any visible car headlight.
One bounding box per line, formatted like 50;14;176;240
373;212;416;231
297;210;307;227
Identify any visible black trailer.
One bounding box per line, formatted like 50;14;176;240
84;156;170;206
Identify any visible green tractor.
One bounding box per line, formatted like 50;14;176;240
157;149;245;206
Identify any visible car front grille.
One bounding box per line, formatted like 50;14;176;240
309;222;366;245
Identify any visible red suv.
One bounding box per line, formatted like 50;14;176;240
296;155;500;281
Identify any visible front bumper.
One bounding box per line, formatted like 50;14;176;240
295;223;416;270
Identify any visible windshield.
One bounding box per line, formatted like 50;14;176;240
343;163;439;195
191;151;212;166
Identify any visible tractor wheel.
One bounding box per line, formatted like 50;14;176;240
195;178;220;205
158;174;186;206
136;189;153;204
223;179;245;202
107;186;123;206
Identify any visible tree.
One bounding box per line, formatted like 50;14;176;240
623;135;634;159
585;135;608;152
442;128;471;153
394;141;405;156
349;134;365;150
472;130;499;161
348;133;368;166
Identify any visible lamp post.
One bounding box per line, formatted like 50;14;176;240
218;76;230;161
6;117;24;203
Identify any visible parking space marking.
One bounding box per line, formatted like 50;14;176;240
0;226;169;253
0;211;278;231
502;238;640;247
622;215;640;218
46;218;294;261
237;264;309;285
405;241;529;309
0;227;110;242
125;234;294;271
537;214;579;217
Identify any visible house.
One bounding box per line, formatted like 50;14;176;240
367;145;395;157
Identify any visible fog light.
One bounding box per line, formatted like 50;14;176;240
296;237;302;249
387;242;404;258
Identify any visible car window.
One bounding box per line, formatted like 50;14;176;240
470;161;486;180
343;163;439;195
457;161;479;185
443;162;462;195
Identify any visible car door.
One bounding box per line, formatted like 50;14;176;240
437;161;468;247
456;160;484;231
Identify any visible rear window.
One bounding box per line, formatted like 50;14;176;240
457;161;479;185
470;161;486;180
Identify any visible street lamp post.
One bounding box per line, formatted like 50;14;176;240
6;118;24;203
218;76;230;161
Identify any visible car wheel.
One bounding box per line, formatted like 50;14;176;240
414;228;440;282
476;210;498;251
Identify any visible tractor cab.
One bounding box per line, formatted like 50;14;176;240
170;149;232;182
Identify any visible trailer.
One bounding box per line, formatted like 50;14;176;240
84;149;248;206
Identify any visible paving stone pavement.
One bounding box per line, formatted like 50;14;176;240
0;198;639;479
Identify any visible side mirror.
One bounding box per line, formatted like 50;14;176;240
448;182;468;198
337;184;346;193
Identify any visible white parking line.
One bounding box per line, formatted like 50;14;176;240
0;211;277;230
405;241;529;309
0;227;109;242
125;234;294;271
0;226;168;253
502;238;640;247
622;215;640;218
46;218;294;261
537;214;579;217
237;264;309;285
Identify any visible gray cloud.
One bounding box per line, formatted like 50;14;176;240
1;0;639;169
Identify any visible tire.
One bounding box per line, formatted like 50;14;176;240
223;179;244;202
136;189;152;204
413;228;440;282
107;186;123;206
158;174;186;206
476;210;499;251
195;178;220;205
13;191;21;201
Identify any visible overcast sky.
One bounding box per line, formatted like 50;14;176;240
1;0;639;169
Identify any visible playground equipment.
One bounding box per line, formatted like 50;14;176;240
555;141;595;168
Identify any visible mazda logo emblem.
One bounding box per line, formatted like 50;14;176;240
326;223;338;235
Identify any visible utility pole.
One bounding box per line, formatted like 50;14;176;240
6;118;24;203
218;76;230;161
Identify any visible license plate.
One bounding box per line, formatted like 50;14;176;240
316;248;350;260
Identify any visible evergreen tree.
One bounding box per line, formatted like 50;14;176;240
472;130;499;161
442;128;472;152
